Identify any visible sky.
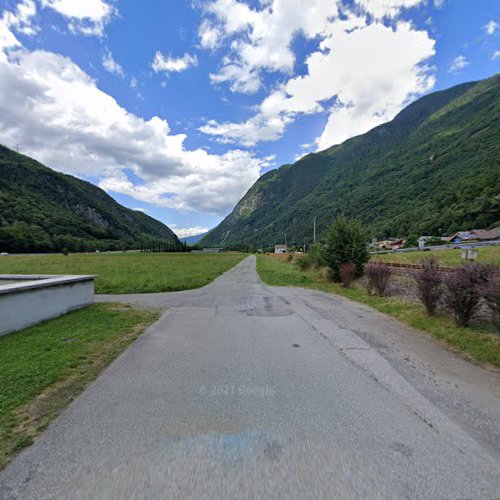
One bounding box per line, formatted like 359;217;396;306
0;0;498;238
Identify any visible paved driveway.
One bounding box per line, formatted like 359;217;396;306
1;256;500;499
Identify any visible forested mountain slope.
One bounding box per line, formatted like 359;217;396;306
0;146;179;252
202;74;500;247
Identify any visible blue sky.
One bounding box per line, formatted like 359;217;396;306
0;0;498;237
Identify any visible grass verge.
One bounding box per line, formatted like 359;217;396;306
0;303;160;469
371;245;500;267
0;252;247;294
257;255;500;369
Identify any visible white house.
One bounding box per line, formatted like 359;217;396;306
274;244;288;254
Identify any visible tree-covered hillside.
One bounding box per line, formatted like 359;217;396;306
202;74;500;248
0;146;179;253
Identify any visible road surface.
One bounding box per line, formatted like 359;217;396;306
1;256;500;499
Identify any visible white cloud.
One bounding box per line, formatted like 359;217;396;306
171;226;209;238
0;0;37;59
449;54;468;72
492;50;500;61
433;0;445;8
102;50;123;77
200;0;430;94
484;20;498;36
198;19;221;50
201;0;339;94
201;18;436;150
355;0;426;18
0;23;266;216
40;0;115;36
152;52;198;74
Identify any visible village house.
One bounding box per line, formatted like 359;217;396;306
274;244;288;254
374;238;407;250
448;227;500;244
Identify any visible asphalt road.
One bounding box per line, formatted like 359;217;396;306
2;256;500;499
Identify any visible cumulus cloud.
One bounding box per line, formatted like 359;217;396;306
484;20;498;36
0;21;265;216
201;17;435;149
449;54;468;72
200;0;339;94
492;50;500;61
171;226;209;238
355;0;426;18
102;50;123;77
0;0;37;58
199;0;429;94
40;0;115;36
198;19;221;50
152;52;198;74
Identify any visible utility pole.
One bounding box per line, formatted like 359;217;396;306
313;217;316;244
285;233;287;246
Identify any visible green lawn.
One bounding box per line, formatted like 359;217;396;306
0;303;160;469
371;245;500;267
0;252;247;294
257;255;500;370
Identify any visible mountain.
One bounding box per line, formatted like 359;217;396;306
180;232;209;245
201;74;500;248
0;145;179;253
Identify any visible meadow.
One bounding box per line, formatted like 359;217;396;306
370;245;500;267
0;252;247;294
257;255;500;370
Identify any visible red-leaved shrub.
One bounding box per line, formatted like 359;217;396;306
365;262;392;297
339;263;356;288
413;257;443;316
443;263;490;327
482;272;500;332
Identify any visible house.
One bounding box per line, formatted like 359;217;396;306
274;244;288;254
448;227;500;244
203;248;224;253
375;238;407;250
470;227;500;241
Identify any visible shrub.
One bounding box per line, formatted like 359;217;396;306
287;253;294;262
296;254;313;271
365;262;392;296
308;243;325;268
62;247;69;256
321;216;369;281
482;273;500;332
339;263;356;288
413;257;443;316
443;263;491;327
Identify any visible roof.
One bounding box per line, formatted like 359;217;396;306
449;227;500;241
470;227;500;240
275;244;288;249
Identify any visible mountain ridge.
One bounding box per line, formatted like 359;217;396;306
201;74;500;248
0;145;179;253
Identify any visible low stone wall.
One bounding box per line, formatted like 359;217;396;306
0;275;95;336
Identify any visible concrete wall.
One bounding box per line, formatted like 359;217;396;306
0;276;95;337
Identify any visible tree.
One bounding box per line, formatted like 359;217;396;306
321;216;369;281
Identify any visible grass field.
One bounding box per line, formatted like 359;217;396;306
371;245;500;267
0;252;247;294
257;255;500;370
0;303;160;469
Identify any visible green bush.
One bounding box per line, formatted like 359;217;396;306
296;254;313;270
321;216;369;281
308;243;325;267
